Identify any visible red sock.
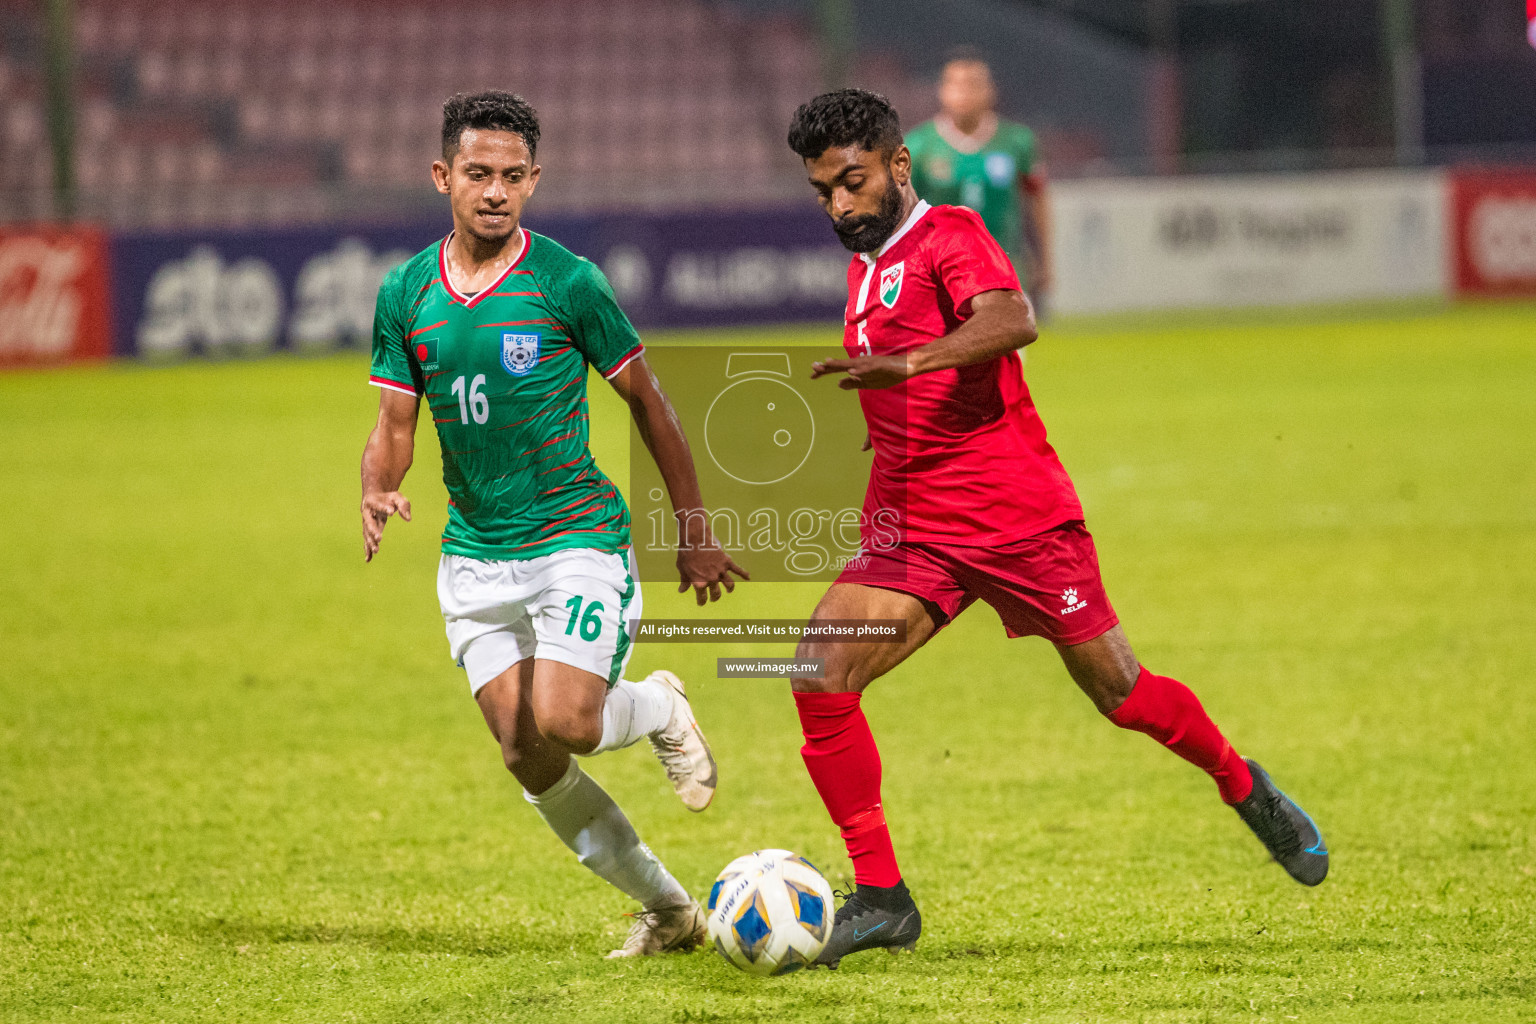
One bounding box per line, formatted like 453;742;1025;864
793;691;902;887
1109;667;1254;804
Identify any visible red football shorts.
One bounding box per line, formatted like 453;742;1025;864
834;521;1119;645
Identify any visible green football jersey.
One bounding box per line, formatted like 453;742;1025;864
369;228;642;561
906;117;1037;260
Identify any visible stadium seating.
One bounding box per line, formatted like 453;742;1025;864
0;0;938;226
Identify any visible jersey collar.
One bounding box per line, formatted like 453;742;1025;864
439;227;530;308
859;199;931;266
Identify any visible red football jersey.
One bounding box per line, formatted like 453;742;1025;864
843;201;1082;546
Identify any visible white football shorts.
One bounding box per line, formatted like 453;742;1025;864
437;547;642;694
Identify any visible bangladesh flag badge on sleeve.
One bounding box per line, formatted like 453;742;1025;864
414;336;439;371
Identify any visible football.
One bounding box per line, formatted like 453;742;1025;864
706;849;835;976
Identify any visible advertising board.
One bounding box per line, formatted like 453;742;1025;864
0;224;113;367
107;207;850;359
1051;171;1450;314
1450;168;1536;297
108;224;436;359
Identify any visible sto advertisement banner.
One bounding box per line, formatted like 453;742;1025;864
107;207;849;359
108;223;437;359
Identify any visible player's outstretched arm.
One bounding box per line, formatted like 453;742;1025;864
607;356;749;605
811;289;1037;390
360;388;420;562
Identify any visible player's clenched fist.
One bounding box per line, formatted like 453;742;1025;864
361;490;412;562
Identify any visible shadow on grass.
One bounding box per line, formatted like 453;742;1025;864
182;915;558;957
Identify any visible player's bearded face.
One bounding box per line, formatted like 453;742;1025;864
833;168;905;253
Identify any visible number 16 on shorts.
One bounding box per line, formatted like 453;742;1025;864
438;549;641;692
564;595;605;640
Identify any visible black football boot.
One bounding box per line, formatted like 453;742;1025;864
813;881;922;968
1233;758;1330;886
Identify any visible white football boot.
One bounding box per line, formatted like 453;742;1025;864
644;670;718;812
605;899;707;958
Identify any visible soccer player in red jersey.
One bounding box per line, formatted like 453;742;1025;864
784;90;1329;968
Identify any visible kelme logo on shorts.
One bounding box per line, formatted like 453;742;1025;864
414;337;439;371
879;262;904;309
501;332;540;376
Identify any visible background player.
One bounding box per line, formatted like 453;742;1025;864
360;91;746;958
784;90;1328;968
905;49;1053;311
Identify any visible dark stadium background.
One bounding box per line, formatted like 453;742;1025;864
4;0;1534;362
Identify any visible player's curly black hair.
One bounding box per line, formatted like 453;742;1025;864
786;88;904;161
441;91;540;161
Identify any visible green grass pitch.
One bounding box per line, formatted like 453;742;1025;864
2;303;1534;1023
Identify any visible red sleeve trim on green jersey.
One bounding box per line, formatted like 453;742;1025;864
601;343;644;380
370;375;419;396
438;229;531;309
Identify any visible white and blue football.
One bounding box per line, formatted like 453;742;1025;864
705;849;834;976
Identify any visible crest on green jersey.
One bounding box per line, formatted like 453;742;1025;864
985;151;1017;187
502;332;540;376
879;261;904;309
414;337;439;371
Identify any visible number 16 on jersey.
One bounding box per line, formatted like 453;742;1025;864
451;374;489;424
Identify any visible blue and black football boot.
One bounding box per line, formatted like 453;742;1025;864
813;880;922;968
1233;758;1329;886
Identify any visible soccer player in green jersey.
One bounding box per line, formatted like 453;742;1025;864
359;92;747;958
905;50;1054;303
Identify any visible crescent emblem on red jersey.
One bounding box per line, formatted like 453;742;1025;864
879;262;904;309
